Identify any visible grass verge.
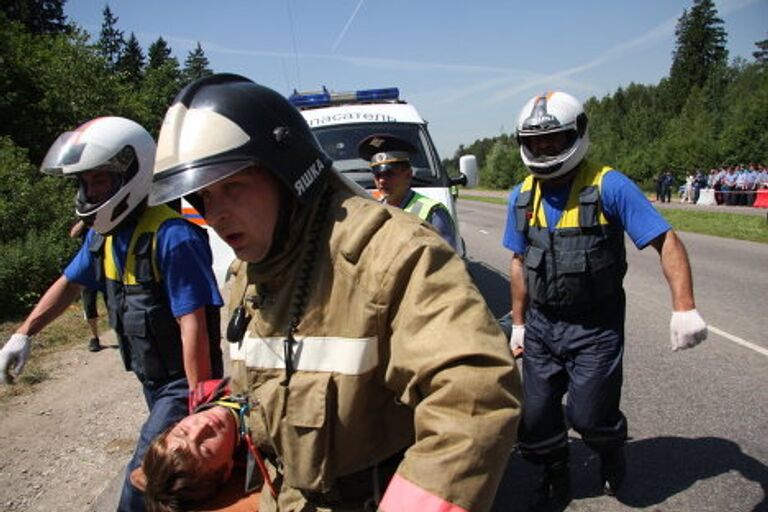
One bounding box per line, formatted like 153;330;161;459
0;299;109;400
461;194;506;205
657;209;768;244
460;194;768;244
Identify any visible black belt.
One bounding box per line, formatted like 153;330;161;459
535;291;625;321
301;450;405;508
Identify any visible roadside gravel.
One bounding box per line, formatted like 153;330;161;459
0;331;143;512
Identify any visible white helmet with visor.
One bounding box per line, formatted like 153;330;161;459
40;117;156;234
516;91;589;180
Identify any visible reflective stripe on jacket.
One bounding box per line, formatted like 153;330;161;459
228;172;521;512
514;161;627;311
91;205;222;386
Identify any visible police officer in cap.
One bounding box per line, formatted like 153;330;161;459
359;133;457;249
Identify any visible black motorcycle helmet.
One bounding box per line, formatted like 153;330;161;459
148;73;332;212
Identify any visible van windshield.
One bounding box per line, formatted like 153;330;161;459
312;123;440;190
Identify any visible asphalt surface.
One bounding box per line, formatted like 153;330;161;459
459;198;768;512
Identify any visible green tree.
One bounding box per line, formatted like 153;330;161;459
0;6;184;319
443;134;514;179
1;22;135;162
137;37;183;133
138;61;183;135
183;42;212;82
0;0;69;35
753;35;768;64
147;36;174;70
658;85;721;173
480;138;522;189
117;32;145;86
0;136;78;316
586;83;672;183
96;5;124;69
718;62;768;165
669;0;728;106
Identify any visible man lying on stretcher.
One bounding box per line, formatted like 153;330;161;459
133;378;265;512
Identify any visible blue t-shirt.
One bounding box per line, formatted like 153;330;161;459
64;218;223;318
426;206;457;249
502;169;670;255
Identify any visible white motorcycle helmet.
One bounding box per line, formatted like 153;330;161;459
516;91;589;180
40;117;156;234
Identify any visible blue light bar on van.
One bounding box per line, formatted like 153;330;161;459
289;87;330;108
355;87;399;102
289;87;400;109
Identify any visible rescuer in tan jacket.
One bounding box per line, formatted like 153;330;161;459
140;73;522;512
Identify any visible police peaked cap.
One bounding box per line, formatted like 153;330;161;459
357;134;416;168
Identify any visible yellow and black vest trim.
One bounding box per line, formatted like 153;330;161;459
403;191;452;226
89;205;222;386
514;161;627;312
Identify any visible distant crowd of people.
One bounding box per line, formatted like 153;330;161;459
654;164;768;206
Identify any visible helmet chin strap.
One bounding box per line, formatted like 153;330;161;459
263;184;296;261
78;211;96;227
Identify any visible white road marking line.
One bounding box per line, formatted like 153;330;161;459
479;229;489;235
709;325;768;357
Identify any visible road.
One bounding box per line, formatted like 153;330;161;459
457;199;768;512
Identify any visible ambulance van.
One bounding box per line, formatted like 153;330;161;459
289;87;478;256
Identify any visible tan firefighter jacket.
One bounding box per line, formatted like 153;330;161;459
227;172;522;512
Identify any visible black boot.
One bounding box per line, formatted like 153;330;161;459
600;447;626;496
529;461;571;512
88;337;102;352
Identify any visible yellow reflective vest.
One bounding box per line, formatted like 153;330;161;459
513;161;627;311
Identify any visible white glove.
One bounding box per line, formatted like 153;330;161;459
0;333;32;384
669;309;707;351
510;325;525;352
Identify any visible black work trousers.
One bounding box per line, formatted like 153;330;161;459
518;297;628;466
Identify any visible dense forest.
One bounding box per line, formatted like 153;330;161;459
0;0;766;317
442;1;768;191
0;1;214;316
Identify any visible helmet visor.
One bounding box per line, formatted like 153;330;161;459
519;129;578;164
41;132;133;177
149;160;253;206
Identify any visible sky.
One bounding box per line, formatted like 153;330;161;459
63;0;767;158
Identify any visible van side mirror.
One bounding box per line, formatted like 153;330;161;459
458;155;478;189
